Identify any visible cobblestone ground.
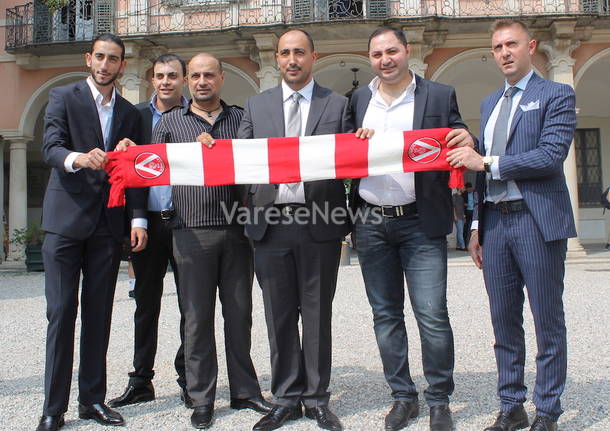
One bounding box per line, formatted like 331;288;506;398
1;250;609;431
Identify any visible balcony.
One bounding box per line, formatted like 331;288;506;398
5;0;610;51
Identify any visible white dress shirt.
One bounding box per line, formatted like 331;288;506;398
358;73;417;206
275;79;315;204
64;77;116;173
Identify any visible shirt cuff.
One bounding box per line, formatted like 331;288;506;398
64;152;83;173
470;220;479;231
490;156;501;180
131;218;148;230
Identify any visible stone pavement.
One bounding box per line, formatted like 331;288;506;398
1;248;609;431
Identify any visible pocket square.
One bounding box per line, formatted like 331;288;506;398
520;100;539;111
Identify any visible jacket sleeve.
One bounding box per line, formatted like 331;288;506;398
498;84;576;181
237;97;254;139
42;88;73;171
124;110;148;219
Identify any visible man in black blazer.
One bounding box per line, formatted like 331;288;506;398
237;29;352;431
109;54;191;409
349;27;474;431
37;33;147;431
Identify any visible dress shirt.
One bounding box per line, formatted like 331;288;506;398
147;94;189;211
484;69;533;201
471;70;533;232
359;73;416;206
64;77;116;173
275;79;315;204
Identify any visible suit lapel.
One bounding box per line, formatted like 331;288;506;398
305;83;330;135
507;73;542;143
479;89;503;154
356;89;371;128
412;75;427;130
269;86;286;137
76;81;104;149
108;95;124;150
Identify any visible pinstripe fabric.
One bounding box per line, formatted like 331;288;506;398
482;207;567;420
151;101;242;228
476;73;576;421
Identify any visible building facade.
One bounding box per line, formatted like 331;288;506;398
2;0;610;262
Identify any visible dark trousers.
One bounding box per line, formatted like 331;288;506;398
173;226;260;407
464;209;473;245
482;207;567;420
129;213;185;389
354;211;455;405
254;223;341;408
41;220;122;415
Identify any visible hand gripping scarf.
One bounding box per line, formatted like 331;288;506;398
104;128;464;207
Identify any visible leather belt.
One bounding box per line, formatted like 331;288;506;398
485;199;526;214
365;201;417;218
150;209;175;220
274;203;307;216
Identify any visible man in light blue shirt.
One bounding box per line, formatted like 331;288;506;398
109;54;191;409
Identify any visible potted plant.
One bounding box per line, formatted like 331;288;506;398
43;0;69;12
10;223;45;271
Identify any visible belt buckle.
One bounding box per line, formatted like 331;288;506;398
160;209;173;220
280;206;293;216
497;202;510;214
381;205;395;218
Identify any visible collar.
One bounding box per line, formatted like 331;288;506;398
504;69;533;93
281;79;315;103
86;76;116;107
149;94;189;116
183;99;229;116
368;71;417;100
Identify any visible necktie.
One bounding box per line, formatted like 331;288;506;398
284;92;302;193
489;86;518;203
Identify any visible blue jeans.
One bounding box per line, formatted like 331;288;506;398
354;212;455;405
454;219;465;249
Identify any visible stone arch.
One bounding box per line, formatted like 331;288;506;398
19;72;89;137
574;47;610;88
313;53;375;95
220;63;259;106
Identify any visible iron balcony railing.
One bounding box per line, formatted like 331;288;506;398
6;0;610;50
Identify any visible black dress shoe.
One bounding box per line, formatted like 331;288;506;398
181;388;194;409
430;404;454;431
78;403;125;426
484;405;529;431
253;405;303;431
108;383;155;407
529;416;557;431
231;395;273;413
385;400;419;431
191;405;214;429
305;406;343;431
36;415;64;431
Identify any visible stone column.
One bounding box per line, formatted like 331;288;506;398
402;26;446;78
251;33;280;92
118;42;150;105
0;138;5;262
7;137;30;262
540;21;589;256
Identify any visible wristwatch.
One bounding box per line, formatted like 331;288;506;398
483;156;493;172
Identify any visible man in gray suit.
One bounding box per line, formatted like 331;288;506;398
447;19;576;431
237;29;352;431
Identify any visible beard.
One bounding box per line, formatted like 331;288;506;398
90;68;119;87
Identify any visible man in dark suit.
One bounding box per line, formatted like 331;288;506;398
109;54;190;409
447;20;576;431
38;33;148;431
349;27;474;431
237;29;353;431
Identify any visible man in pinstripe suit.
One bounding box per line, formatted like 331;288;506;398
447;20;576;431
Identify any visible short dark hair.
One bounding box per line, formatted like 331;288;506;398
153;53;187;76
489;19;533;40
279;29;315;52
90;33;125;60
368;26;408;51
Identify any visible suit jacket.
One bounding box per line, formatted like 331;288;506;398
349;74;468;239
41;80;147;242
237;82;353;241
475;73;577;243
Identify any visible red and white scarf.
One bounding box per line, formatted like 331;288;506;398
104;128;464;207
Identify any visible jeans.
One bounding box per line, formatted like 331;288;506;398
354;211;455;405
454;218;465;249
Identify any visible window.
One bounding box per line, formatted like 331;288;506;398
575;128;603;207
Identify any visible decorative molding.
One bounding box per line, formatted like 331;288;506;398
574;47;610;88
313;53;370;73
255;66;280;92
15;53;40;70
139;46;169;63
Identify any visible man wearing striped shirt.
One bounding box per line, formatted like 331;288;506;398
151;53;271;429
